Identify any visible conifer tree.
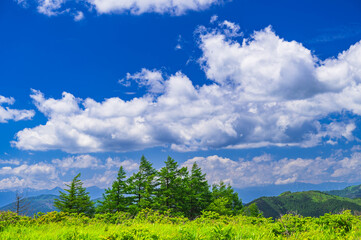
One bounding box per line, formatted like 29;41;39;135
156;156;188;214
127;155;157;211
207;181;243;215
97;166;130;213
187;162;212;219
54;173;95;216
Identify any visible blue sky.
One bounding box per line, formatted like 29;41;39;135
1;0;361;192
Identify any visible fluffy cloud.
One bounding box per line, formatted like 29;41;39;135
0;155;138;189
17;0;220;17
52;155;101;171
124;68;165;94
0;96;35;123
182;153;361;188
0;162;59;189
89;0;219;15
0;177;26;189
12;23;361;153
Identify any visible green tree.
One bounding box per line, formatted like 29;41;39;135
243;203;262;217
207;181;243;215
127;155;157;212
186;162;212;219
156;156;188;214
97;166;130;213
54;173;94;216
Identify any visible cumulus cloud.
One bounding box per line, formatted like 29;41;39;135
0;155;138;189
36;0;65;16
16;0;220;17
182;153;361;188
52;155;100;171
12;23;361;153
0;162;59;189
0;177;26;189
105;157;139;171
0;96;35;123
125;68;165;94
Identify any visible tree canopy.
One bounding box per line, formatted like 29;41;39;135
54;173;95;216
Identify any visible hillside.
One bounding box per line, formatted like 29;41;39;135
248;191;361;218
0;194;104;217
0;194;58;216
325;184;361;199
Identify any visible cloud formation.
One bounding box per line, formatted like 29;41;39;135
0;96;35;123
17;0;220;17
182;153;361;188
124;68;165;94
12;22;361;153
0;155;138;189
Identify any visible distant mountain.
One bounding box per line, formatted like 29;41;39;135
325;184;361;199
0;186;104;208
0;193;104;217
236;182;358;203
0;194;58;216
248;191;361;218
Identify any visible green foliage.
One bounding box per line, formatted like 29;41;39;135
207;197;233;216
207;181;243;216
97;166;131;213
249;190;361;218
2;210;361;239
127;155;158;211
186;162;212;219
54;173;95;216
242;203;262;217
326;184;361;199
210;224;236;240
156;156;188;214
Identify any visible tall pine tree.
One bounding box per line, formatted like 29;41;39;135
97;166;130;213
186;162;212;219
54;173;95;216
156;156;188;214
127;155;157;212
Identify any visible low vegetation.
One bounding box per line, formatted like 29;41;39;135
2;155;361;239
1;209;361;239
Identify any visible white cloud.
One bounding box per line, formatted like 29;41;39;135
12;24;361;153
0;155;138;190
0;159;21;165
126;68;165;94
36;0;65;16
74;11;84;21
52;155;100;171
0;177;26;190
218;20;243;37
0;162;59;189
182;153;361;188
17;0;220;17
0;96;35;123
86;0;219;15
105;157;139;171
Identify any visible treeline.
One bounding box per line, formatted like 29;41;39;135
54;156;260;219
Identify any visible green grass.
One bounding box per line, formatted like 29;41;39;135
1;210;361;239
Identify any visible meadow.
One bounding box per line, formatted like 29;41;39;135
1;209;361;240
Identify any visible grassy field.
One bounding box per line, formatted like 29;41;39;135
1;210;361;239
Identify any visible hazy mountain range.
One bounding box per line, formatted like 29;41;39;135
3;182;361;217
